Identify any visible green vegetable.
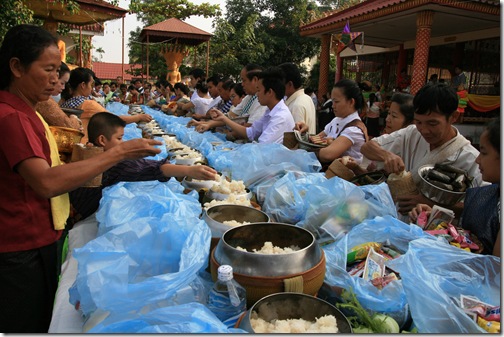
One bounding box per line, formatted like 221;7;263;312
353;326;375;333
337;288;400;333
372;313;400;333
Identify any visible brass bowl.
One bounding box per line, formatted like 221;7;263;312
49;126;84;153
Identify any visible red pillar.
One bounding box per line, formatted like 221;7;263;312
318;34;331;101
411;11;434;95
396;44;406;88
336;53;343;83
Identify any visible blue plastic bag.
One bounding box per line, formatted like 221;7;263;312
322;216;435;327
69;215;211;316
388;237;501;333
87;303;246;333
297;179;397;242
262;171;327;224
96;180;201;236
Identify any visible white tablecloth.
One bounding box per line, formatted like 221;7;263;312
49;214;99;333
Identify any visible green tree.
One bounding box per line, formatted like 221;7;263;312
207;0;321;76
127;0;221;81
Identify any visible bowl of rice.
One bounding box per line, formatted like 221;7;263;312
206;175;252;201
213;223;322;277
202;204;270;238
238;292;352;333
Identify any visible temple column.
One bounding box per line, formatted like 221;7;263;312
411;10;434;95
396;44;406;88
318;34;331;101
336;53;343;83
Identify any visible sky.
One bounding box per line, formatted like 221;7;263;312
91;0;223;64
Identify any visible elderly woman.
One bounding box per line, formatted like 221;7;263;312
0;24;161;332
295;79;369;165
61;67;153;143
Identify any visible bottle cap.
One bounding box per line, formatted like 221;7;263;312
217;265;233;281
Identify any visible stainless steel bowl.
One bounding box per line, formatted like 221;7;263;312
238;292;353;333
203;204;270;237
418;164;470;205
213;223;322;277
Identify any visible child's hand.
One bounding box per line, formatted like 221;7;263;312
188;165;217;181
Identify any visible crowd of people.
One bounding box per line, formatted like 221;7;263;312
0;24;499;333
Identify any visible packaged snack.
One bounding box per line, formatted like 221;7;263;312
477;317;500;333
362;247;386;281
347;242;381;264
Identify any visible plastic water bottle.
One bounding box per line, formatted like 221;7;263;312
207;265;247;322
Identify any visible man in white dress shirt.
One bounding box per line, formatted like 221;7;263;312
209;67;295;144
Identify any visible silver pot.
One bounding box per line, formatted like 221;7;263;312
418;164;470;205
213;223;322;277
203;204;270;237
238;292;353;333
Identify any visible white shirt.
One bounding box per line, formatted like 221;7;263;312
233;95;267;124
245;100;295;144
207;96;222;111
192;96;213;115
285;89;316;134
323;111;366;163
371;124;483;186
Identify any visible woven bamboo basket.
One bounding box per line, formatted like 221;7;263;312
325;159;356;181
387;171;418;202
283;132;299;150
70;144;104;187
210;248;326;307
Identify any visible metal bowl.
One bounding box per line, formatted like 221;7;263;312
418;164;470;205
49;126;85;153
238;292;353;333
203;204;270;238
182;176;217;190
213;223;322;277
205;188;253;201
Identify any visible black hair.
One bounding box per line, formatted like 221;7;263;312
158;79;169;89
207;75;222;86
279;62;302;89
413;83;458;118
189;68;206;81
0;24;59;89
174;82;189;96
110;81;118;87
390;92;415;126
59;62;70;79
166;82;174;92
120;83;127;89
62;67;94;100
127;84;136;91
88;112;126;146
485;117;500;153
244;64;264;81
257;67;286;100
221;78;235;91
133;79;142;85
333;78;364;110
195;81;208;94
304;87;314;95
231;83;245;97
94;78;102;86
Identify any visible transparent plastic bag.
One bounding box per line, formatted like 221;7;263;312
96;180;200;236
387;237;501;333
322;216;435;327
297;180;397;242
262;171;327;224
87;303;246;333
69;215;211;317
